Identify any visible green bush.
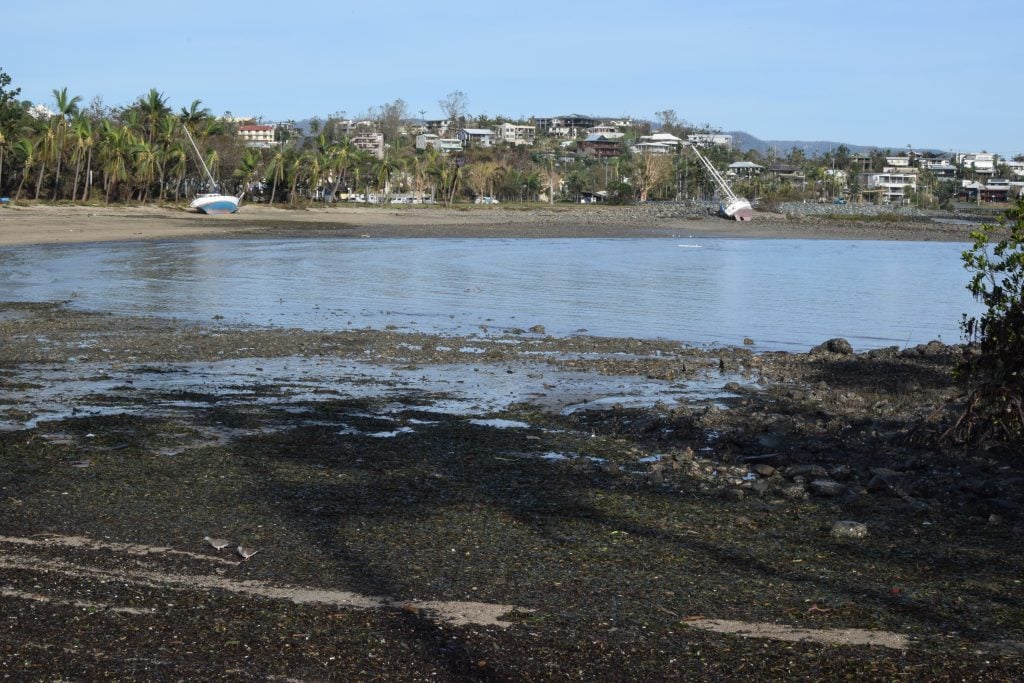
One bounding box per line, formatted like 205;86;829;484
951;198;1024;448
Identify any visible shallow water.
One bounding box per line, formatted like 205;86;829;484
0;236;980;350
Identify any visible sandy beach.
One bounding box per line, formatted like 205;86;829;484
0;201;983;246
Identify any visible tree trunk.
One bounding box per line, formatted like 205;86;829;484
34;162;46;200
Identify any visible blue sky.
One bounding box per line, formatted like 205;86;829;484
4;0;1020;156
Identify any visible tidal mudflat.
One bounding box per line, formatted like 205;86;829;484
1;301;1021;679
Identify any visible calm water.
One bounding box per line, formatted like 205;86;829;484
0;237;981;351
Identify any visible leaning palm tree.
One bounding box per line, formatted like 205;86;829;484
13;137;38;201
233;148;261;197
50;87;82;200
34;126;57;200
264;148;286;205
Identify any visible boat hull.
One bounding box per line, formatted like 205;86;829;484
721;199;753;221
190;194;240;215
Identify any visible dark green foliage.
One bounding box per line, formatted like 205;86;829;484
952;198;1024;448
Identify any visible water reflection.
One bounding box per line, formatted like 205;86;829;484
0;237;981;350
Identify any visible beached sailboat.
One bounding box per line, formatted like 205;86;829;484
183;124;241;214
689;144;753;221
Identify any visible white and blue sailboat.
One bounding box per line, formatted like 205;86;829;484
183;124;241;214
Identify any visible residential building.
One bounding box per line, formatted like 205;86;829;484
957;152;996;175
416;133;439;151
687;133;733;148
639;132;684;148
494;123;536;146
415;134;463;154
919;158;958;178
859;171;917;203
1003;159;1024;178
237;124;275;147
458;128;495;147
885;156;911;168
578;134;622;158
728;161;763;177
534;114;597;138
352;132;385;159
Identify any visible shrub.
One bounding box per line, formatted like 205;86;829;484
949;198;1024;448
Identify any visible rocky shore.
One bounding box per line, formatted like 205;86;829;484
1;301;1021;679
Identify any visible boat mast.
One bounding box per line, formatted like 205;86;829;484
689;143;739;202
182;123;218;189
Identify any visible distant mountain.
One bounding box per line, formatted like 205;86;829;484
728;131;884;157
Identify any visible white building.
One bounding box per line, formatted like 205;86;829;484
957;152;996;175
457;128;495;147
237;124;276;147
494;123;536;146
859;171;918;204
686;133;733;148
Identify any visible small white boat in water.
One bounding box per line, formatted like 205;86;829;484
183;125;241;214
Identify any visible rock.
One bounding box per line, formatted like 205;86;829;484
722;487;746;501
867;475;893;494
743;337;754;345
811;337;854;355
809;479;846;497
528;324;546;334
828;464;853;480
781;483;809;500
831;521;869;539
752;463;776;477
786;464;829;480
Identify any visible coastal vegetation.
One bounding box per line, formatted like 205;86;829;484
952;198;1024;450
1;69;1016;209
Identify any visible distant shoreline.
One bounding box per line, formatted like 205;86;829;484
0;202;985;247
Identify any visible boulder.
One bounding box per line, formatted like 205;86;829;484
811;338;854;355
810;479;846;497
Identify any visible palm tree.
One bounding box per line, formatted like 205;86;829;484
132;140;158;201
179;99;212;129
50;87;82;200
35;126;57;200
233;148;260;197
137;88;169;145
376;155;397;204
69;115;94;202
99;121;133;204
0;129;7;194
13;137;38;201
264;148;286;205
164;142;188;202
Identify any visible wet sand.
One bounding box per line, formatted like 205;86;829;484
0;202;981;246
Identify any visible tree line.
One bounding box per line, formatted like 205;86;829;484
2;72;1015;209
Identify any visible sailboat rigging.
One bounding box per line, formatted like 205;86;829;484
183;124;241;214
689;144;753;221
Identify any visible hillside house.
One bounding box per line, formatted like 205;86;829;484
859;171;917;204
237;124;275;147
494;123;536;146
458;128;494;147
578;134;622;158
534;114;596;138
728;161;763;177
352;132;385;159
957;152;996;175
